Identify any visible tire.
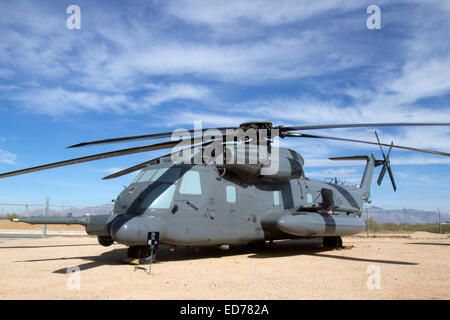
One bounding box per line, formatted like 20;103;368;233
127;246;151;258
323;236;342;249
98;236;114;247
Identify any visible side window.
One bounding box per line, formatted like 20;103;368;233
273;191;280;207
179;171;202;195
226;185;236;203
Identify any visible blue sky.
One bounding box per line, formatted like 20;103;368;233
0;0;449;214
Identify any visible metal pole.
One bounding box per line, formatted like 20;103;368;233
366;207;369;238
403;207;406;231
438;208;441;234
42;197;48;239
61;201;64;235
148;246;154;275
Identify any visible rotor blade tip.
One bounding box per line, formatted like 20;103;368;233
67;144;83;148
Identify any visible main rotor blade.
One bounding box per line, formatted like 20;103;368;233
0;138;213;179
102;158;163;180
68;122;450;148
281;122;450;132
68;127;237;148
284;132;450;157
102;143;213;180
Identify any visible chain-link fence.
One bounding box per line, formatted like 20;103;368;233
1;199;449;236
361;207;450;234
0;199;113;238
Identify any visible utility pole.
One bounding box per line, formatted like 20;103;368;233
438;208;441;234
42;197;49;239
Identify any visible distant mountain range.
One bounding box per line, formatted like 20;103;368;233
362;206;450;224
5;204;450;225
18;204;113;217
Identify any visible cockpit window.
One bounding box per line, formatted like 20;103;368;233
152;168;180;183
179;170;202;195
141;183;176;209
137;169;158;182
135;168;181;184
131;171;145;184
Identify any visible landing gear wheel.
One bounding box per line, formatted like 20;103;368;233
323;236;343;250
98;236;114;247
255;241;266;248
127;246;151;259
248;240;266;248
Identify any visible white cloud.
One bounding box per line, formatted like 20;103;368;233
144;83;210;106
15;88;128;116
0;149;16;164
157;110;251;128
0;0;449;144
166;0;361;26
11;83;211;116
167;0;450;28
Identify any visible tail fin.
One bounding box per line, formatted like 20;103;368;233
329;153;376;199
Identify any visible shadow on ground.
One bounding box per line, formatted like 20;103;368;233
14;238;418;273
0;243;98;249
408;242;450;247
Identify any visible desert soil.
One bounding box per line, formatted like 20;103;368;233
0;233;448;299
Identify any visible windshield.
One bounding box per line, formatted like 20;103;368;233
141;183;176;209
128;167;202;214
133;167;181;184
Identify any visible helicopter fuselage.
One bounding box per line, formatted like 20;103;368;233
109;147;366;246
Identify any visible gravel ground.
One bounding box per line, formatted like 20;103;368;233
0;233;448;299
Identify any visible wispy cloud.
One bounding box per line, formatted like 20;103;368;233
0;2;449;159
0;149;16;164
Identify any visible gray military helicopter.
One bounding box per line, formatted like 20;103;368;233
2;121;450;260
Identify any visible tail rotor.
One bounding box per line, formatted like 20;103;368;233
374;131;397;191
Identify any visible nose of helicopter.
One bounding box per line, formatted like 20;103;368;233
110;214;166;246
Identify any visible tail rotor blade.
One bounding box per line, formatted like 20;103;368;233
386;141;393;159
374;130;387;160
377;165;387;185
387;164;397;192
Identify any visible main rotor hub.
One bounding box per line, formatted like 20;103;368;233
239;121;273;131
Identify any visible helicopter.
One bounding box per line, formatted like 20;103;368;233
2;121;450;261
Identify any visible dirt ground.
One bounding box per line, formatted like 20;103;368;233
0;233;448;300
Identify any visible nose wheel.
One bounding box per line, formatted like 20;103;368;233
127;246;151;259
323;236;343;249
